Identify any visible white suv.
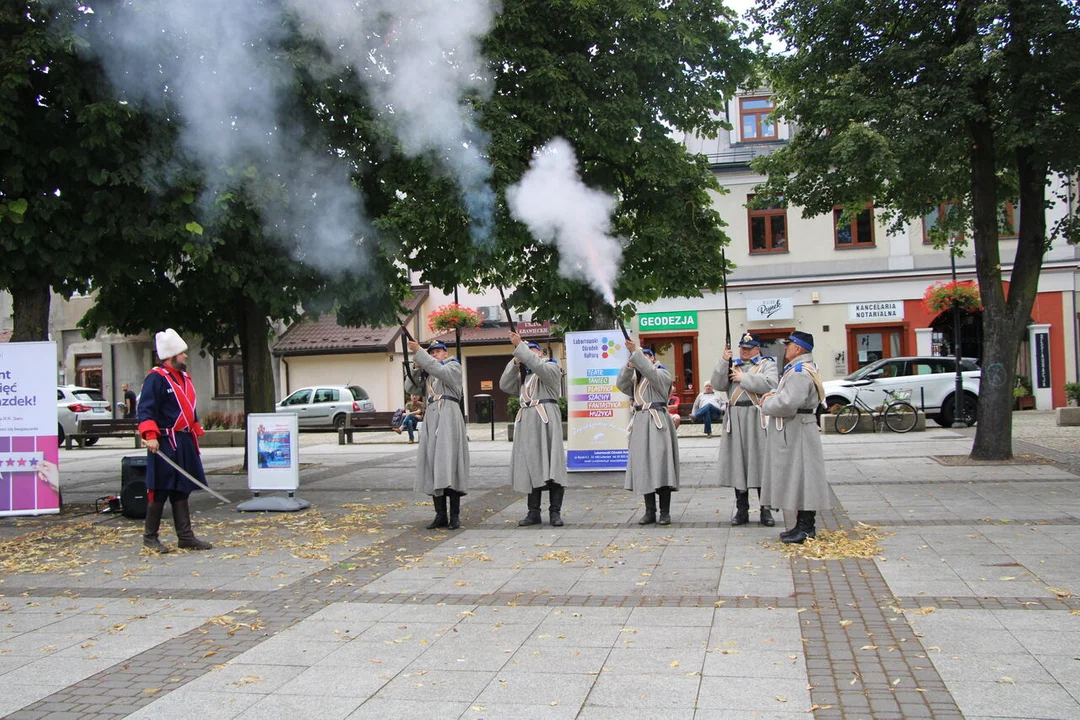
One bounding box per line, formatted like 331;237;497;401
57;385;112;446
822;357;981;427
275;385;375;429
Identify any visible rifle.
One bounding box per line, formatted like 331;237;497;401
721;248;737;384
399;324;419;386
614;305;630;341
497;286;527;384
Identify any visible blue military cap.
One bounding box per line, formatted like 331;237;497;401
427;342;448;352
780;331;814;351
526;342;542;351
641;347;655;357
738;332;762;349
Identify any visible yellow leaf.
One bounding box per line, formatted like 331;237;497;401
999;677;1016;685
1047;587;1073;598
669;661;680;668
838;620;853;627
143;688;161;694
776;695;788;702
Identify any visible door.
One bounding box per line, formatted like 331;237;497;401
639;333;698;408
465;354;516;423
847;325;905;372
310;388;342;426
280;388;313;426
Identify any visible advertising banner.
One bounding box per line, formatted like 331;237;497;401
565;331;631;471
0;341;60;517
247;413;300;491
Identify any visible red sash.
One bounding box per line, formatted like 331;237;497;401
152;366;200;453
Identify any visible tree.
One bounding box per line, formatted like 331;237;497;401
389;0;754;329
0;1;162;341
750;0;1080;460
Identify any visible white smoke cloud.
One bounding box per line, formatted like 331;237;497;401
506;138;624;306
284;0;498;241
86;0;372;275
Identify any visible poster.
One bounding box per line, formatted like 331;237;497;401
565;331;631;471
0;341;61;517
247;413;299;490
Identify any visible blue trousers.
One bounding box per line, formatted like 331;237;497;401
401;414;419;441
693;405;723;434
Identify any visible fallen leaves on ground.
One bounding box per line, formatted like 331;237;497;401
763;523;888;560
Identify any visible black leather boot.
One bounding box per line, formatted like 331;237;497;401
448;491;462;530
171;494;212;550
548;484;565;527
757;489;775;527
731;490;750;526
638;492;657;525
779;511;803;541
657;488;672;525
519;488;543;526
782;511;817;544
142;499;170;553
426;494;449;529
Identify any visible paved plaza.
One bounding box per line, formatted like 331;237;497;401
1;412;1079;719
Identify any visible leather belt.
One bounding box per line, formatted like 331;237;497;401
526;399;559;407
633;401;667;411
796;408;815;414
429;395;460;403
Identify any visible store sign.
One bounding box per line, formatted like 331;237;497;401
848;301;904;321
746;297;793;321
517;321;551;337
638;311;698;331
1035;333;1051;389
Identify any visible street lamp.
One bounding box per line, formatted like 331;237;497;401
948;238;965;427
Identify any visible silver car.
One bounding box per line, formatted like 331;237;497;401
275;385;375;429
57;385;112;446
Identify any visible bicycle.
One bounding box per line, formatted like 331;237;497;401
833;381;918;434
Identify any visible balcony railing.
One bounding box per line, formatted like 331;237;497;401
705;142;785;168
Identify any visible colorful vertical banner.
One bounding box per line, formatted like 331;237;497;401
0;341;60;516
565;330;631;471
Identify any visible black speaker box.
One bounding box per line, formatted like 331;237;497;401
120;455;148;519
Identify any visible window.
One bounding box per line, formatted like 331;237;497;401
922;203;962;245
740;96;776;141
834;206;875;248
748;196;788;253
283;389;311;406
313;388;340;403
214;355;244;398
999;200;1018;238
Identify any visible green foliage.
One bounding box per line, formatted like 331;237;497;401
1065;382;1080;406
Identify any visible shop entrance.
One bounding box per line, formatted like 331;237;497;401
464;354;514;423
639;333;698;407
846;324;907;373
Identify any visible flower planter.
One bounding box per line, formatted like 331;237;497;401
1014;395;1036;411
1056;407;1080;427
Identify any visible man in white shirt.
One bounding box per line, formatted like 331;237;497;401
689;382;724;437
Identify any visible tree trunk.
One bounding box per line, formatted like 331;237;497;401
236;295;276;469
10;282;50;342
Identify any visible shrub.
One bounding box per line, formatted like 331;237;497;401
1065;382;1080;406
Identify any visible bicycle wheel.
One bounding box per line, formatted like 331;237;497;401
884;402;918;433
834;406;862;435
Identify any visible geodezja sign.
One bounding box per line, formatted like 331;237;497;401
637;311;698;331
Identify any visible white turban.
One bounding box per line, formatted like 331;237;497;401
155;328;188;360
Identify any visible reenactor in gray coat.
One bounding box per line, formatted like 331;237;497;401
406;340;469;530
759;331;829;544
616;340;680;525
500;333;568;527
711;332;778;527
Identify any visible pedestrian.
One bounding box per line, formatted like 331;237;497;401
394;394;425;443
616;339;680;525
406;340;468;529
500;333;567;527
122;383;137;419
759;330;829;544
667;388;682;428
712;332;779;526
136;329;213;553
689;381;724;437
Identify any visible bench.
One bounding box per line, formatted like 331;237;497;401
66;418;141;450
338;411;399;444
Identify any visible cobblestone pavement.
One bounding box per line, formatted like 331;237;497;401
1;413;1078;718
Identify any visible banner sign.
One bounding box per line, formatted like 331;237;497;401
848;301;904;321
247;413;300;491
638;311;698;332
0;341;60;517
516;321;552;337
1035;332;1051;389
746;297;794;321
565;331;631;471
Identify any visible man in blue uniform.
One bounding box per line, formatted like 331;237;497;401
137;329;213;553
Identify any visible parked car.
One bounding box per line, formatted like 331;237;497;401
275;386;375;429
57;385;112;446
822;357;981;427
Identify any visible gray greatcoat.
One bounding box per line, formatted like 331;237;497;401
711;355;778;491
500;343;567;493
759;353;829;510
406;350;469;497
616;349;680;494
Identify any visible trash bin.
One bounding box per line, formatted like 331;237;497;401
120;455;148;519
473;394;493;424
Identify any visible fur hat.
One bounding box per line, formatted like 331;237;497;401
155;328;188;360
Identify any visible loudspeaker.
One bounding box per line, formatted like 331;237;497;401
120;455;148;519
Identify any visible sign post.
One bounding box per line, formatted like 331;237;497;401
0;341;61;517
238;413;309;512
565;331;631;471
